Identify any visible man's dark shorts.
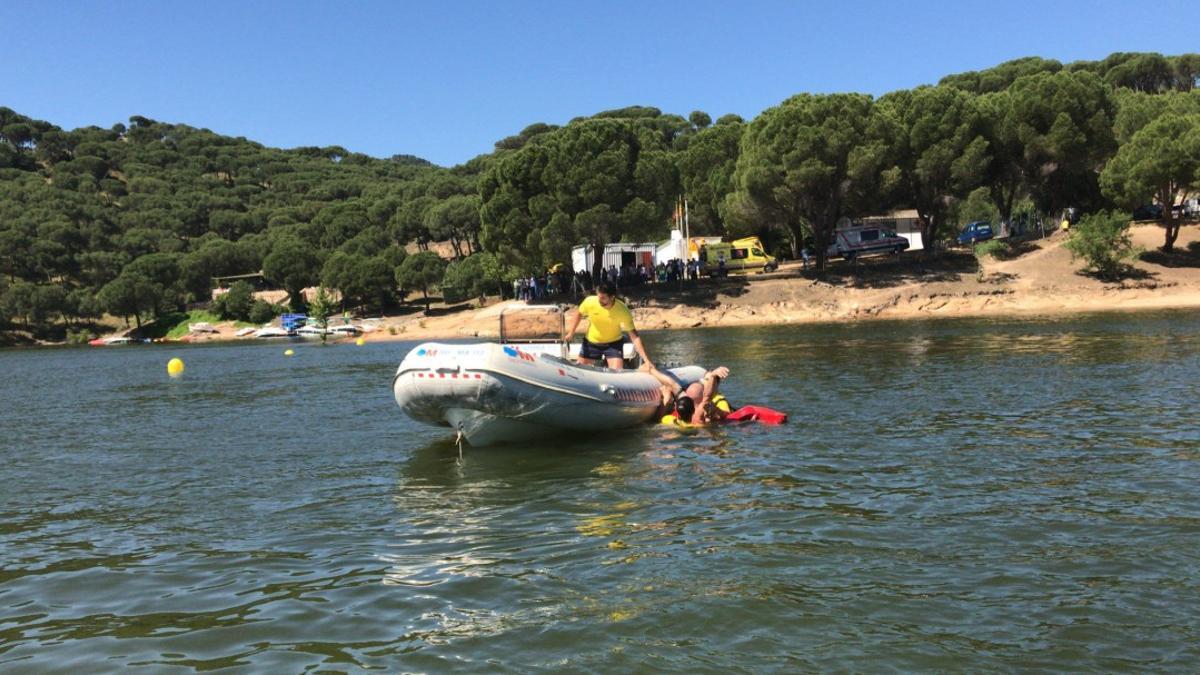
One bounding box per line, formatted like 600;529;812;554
581;336;627;360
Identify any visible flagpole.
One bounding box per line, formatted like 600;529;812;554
684;197;690;250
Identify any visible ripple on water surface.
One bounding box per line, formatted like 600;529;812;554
2;314;1200;671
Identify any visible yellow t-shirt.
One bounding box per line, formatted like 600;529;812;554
579;295;635;343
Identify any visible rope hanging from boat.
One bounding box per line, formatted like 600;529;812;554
454;422;465;466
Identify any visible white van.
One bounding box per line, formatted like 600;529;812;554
827;225;909;261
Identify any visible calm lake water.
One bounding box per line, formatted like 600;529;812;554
2;312;1199;672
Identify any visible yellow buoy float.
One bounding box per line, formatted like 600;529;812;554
167;357;185;378
284;349;294;356
355;337;365;346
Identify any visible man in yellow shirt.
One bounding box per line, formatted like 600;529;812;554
563;281;654;369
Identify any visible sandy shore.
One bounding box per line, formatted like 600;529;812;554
176;224;1200;345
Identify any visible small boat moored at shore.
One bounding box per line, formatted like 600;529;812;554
253;326;295;338
88;336;147;346
296;325;330;339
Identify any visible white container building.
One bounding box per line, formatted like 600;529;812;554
571;242;659;273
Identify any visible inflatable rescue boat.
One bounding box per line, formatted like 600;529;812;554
393;340;705;446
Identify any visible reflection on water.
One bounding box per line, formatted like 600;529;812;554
2;312;1200;670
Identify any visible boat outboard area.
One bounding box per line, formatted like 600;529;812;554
392;305;706;446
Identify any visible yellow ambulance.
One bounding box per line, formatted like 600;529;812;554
698;237;778;276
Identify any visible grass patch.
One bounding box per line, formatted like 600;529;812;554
141;309;251;340
972;238;1041;261
973;239;1008;259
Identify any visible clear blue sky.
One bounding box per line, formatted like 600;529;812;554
3;1;1196;167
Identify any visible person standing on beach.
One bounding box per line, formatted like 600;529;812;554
563;281;654;370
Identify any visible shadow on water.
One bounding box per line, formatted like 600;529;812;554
397;427;658;490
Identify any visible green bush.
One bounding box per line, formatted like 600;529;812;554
440;285;466;304
954;187;1000;229
441;252;507;306
160;309;227;340
973;239;1007;259
213;281;254;321
1064;211;1142;280
307;286;335;332
248;299;281;324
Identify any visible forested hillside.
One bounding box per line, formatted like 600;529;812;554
2;51;1198;340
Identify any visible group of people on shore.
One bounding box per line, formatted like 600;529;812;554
585;259;705;289
513;270;573;301
514;259;714;305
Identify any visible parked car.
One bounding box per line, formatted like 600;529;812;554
957;221;994;245
1185;199;1200;218
1131;204;1163;221
826;225;909;261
